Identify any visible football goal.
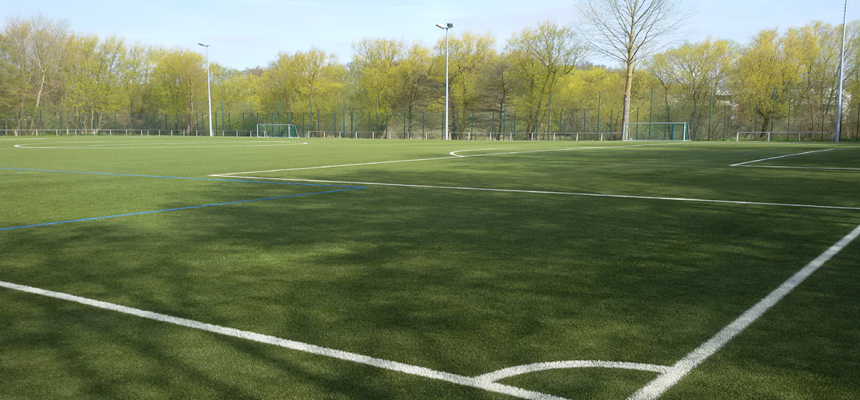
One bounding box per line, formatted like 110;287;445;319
624;122;689;141
256;124;299;138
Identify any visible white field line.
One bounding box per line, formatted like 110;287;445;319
0;280;568;400
734;165;860;172
729;148;835;167
628;222;860;400
214;155;457;175
449;148;504;157
211;176;860;212
212;142;679;176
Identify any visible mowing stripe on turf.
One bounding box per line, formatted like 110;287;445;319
628;222;860;400
0;280;569;400
216;177;860;212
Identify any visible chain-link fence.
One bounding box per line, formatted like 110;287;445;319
3;89;857;141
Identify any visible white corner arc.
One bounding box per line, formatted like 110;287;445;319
474;360;670;383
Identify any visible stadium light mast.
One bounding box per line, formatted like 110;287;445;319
835;0;848;142
436;23;453;140
198;43;214;137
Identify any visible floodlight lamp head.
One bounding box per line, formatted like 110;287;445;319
198;43;208;47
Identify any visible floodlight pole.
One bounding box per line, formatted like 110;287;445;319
436;23;453;140
198;43;214;137
835;0;847;142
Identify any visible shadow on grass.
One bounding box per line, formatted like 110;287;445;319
1;171;858;399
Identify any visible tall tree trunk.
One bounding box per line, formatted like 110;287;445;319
36;73;46;108
622;60;634;140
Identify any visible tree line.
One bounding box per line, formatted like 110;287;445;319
2;13;859;139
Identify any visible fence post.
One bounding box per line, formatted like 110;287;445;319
771;86;777;133
649;88;654;139
691;104;696;140
609;108;613;135
559;109;564;135
502;96;507;135
708;87;713;140
597;91;602;134
548;93;552;137
491;110;495;138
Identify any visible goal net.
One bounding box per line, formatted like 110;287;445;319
624;122;689;141
256;124;299;138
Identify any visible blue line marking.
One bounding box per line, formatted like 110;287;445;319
1;167;367;231
1;188;362;232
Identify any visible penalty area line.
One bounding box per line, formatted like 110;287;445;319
212;142;679;176
628;222;860;400
0;280;569;400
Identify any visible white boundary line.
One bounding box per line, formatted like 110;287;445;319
0;279;569;400
730;148;860;171
738;165;860;171
206;176;860;212
628;222;860;400
729;148;835;167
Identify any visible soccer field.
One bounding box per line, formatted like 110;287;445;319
1;136;858;400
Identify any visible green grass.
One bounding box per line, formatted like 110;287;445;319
1;136;859;399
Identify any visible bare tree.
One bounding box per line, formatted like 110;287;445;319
577;0;687;139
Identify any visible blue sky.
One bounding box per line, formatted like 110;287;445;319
2;0;856;70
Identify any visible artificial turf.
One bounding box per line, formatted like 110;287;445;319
1;136;858;399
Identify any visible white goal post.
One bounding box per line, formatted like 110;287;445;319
256;124;299;138
624;122;689;141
